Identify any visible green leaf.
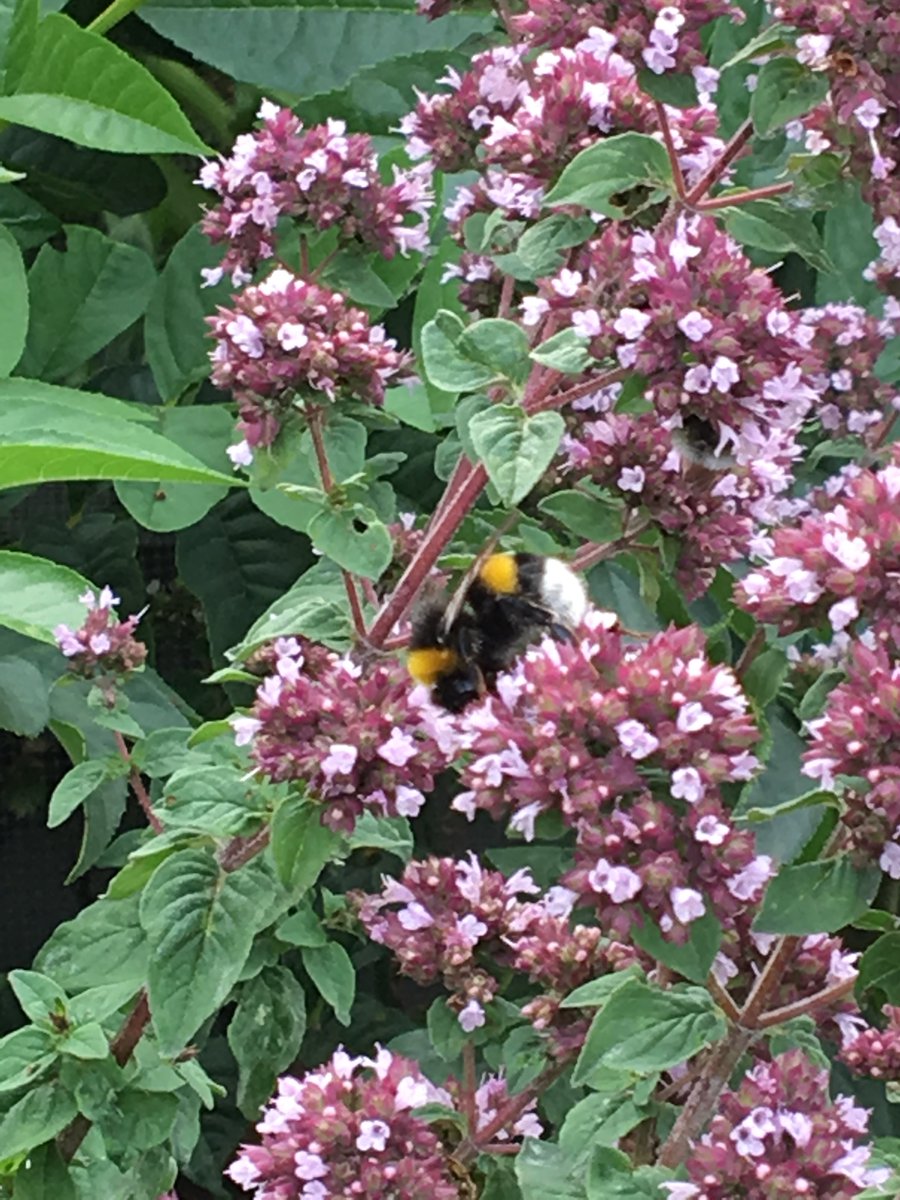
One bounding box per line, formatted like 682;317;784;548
719;22;792;68
270;795;340;893
722;200;832;273
301;941;355;1025
139;0;491;98
0;14;210;155
34;894;148;991
2;0;38;95
538;490;624;543
67;981;140;1025
0;185;60;251
637;68;699;107
0;381;235;488
0;1081;76;1158
19;224;155;381
0;653;49;735
857;934;900;1004
307;502;393;579
573;980;726;1082
426;997;466;1063
545;133;673;212
586;1152;671;1200
494;213;596;281
158;764;267;837
797;668;843;721
228;966;307;1117
458;318;531;386
561;967;643;1010
0;1026;57;1094
140;848;265;1053
816;184;880;307
48;759;110;828
516;1140;585;1200
740;646;789;708
739;787;841;825
277;903;327;948
8;969;66;1024
9;1142;75;1200
115;405;233;533
0;223;27;376
468;405;564;507
0;549;90;644
144;224;229;403
631;909;723;985
754;855;882;935
530;328;593;375
59;1022;109;1061
421;310;498;395
749;57;830;137
560;1093;645;1160
347;812;413;861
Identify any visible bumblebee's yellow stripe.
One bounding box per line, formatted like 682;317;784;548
478;552;518;595
408;647;460;686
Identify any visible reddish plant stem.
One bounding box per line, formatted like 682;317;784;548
657;936;801;1167
757;975;856;1029
56;825;272;1162
527;366;630;415
498;271;516;319
480;1143;521;1155
736;626;766;679
456;1063;564;1164
306;406;368;640
114;730;163;834
58;990;152;1161
462;1041;478;1133
424;451;473;537
569;514;652;573
698;181;793;211
366;459;488;647
707;973;741;1024
655;101;687;201
656;1025;756;1169
684;119;753;206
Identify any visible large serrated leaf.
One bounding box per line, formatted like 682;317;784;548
0;15;210;155
139;0;490;98
140;848;267;1053
228;966;306;1117
0;223;27;376
545;133;673;212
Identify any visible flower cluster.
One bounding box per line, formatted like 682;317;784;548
841;1006;900;1082
233;640;451;831
774;0;899;222
802;641;900;875
798;302;900;443
867;218;900;292
199;103;432;285
226;1048;460;1200
208;268;411;454
664;1050;890;1198
735;454;900;650
54;587;147;680
453;614;769;946
401;37;722;261
512;0;737;78
354;854;631;1048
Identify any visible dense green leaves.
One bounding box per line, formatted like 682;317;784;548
270;795;339;891
35;895;149;991
301;941;355;1025
20;225;156;381
749;57;830;136
0;222;27;376
0;15;210;155
0;1082;77;1158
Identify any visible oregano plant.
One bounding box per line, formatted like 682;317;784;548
0;0;898;1196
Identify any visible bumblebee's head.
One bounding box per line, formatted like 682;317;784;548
407;594;485;713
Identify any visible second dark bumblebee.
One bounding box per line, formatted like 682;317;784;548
407;552;588;712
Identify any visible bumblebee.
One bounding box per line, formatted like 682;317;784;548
407;552;589;712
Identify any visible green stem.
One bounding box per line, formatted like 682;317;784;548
87;0;146;36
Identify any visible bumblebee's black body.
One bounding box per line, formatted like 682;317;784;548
407;552;588;712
